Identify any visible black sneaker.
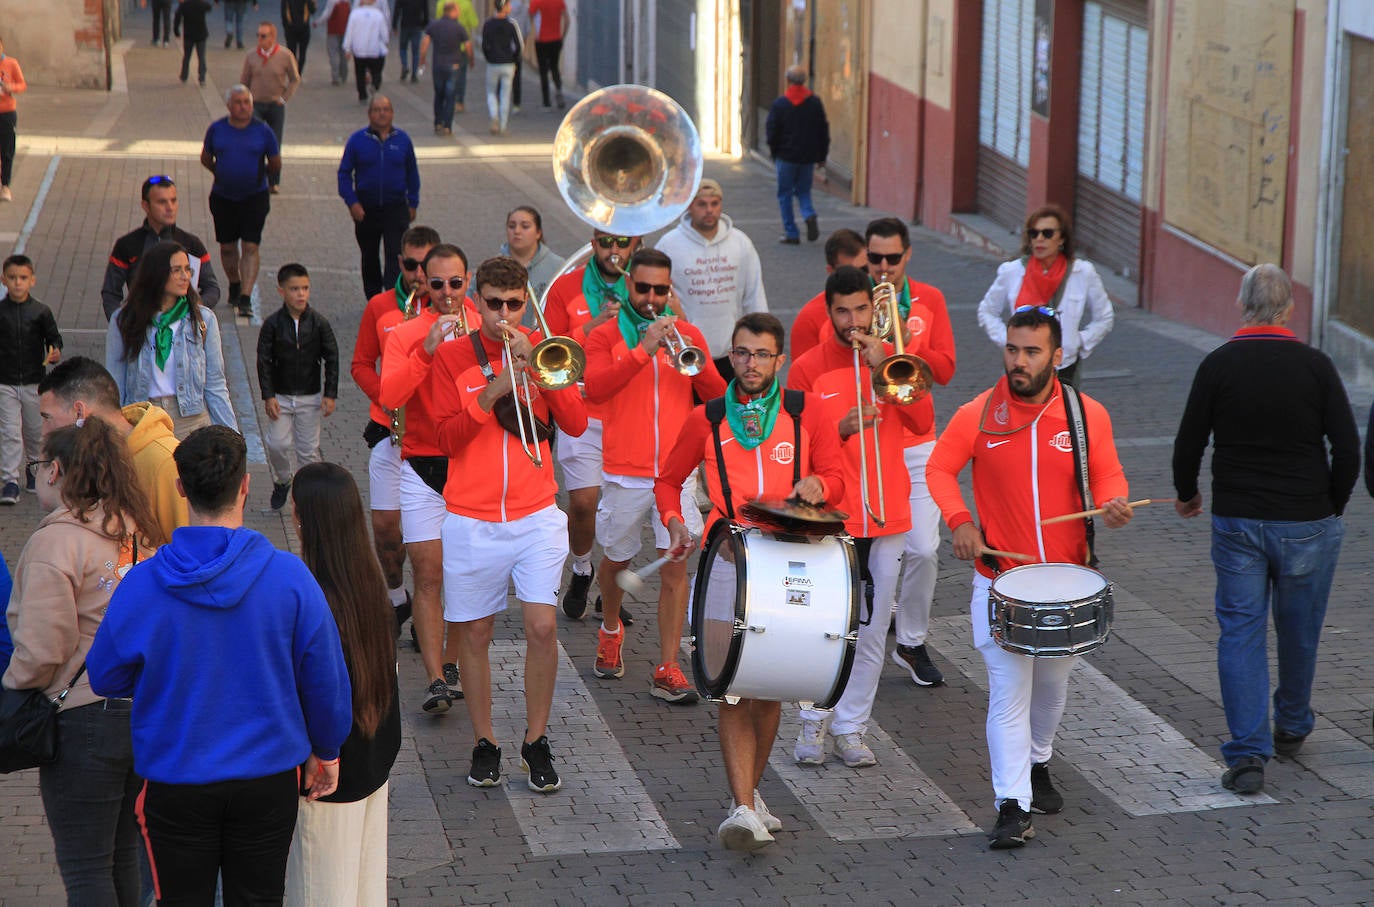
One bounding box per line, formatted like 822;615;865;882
1221;756;1265;793
594;596;633;626
1274;730;1307;758
393;590;412;633
442;662;464;700
228;281;241;303
805;214;820;242
0;482;19;505
1030;762;1063;814
270;481;291;510
468;738;502;787
988;801;1034;849
421;678;452;714
890;644;944;686
563;567;594;620
236;295;253;318
520;735;562;793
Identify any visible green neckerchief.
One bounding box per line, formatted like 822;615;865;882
393;275;410;313
153;296;189;371
617;299;672;351
872;275;911;319
582;261;629;318
725;378;781;451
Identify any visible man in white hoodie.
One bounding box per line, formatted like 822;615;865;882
653;179;767;381
342;0;391;102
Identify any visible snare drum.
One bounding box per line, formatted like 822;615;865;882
988;563;1113;657
690;521;859;707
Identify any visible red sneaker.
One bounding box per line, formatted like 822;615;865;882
594;627;625;679
650;662;699;704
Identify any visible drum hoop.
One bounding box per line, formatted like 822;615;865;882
810;532;861;710
989;563;1109;609
689;520;750;701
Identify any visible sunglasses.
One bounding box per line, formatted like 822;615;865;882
146;175;175;187
428;276;465;291
1013;304;1059;318
1027;228;1060;240
866;251;905;267
633;282;672;297
401;257;424;272
596;236;634;249
481;295;526;311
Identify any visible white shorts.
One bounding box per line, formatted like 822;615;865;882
555;417;603;491
399;460;448;544
367;439;403;511
595;478;703;563
441;504;570;620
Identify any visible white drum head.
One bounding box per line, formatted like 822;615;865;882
992;563;1106;603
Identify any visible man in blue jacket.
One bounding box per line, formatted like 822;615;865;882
338;95;421;300
88;425;352;905
765;64;830;245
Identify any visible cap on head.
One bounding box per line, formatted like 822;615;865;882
695;178;724;202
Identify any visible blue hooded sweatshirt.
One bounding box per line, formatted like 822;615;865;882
87;526;353;785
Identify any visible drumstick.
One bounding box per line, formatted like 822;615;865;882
614;555;674;596
980;547;1035;562
1039;498;1154;526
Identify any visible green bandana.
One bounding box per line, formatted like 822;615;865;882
582;262;629;318
617;299;672;351
153;296;189;371
725;378;781;451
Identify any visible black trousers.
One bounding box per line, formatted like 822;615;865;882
353;56;384;100
355;200;411;299
535;39;563;105
283;23;310;70
140;768;299;907
0;111;16;186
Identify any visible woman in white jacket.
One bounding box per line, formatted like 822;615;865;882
975;205;1113;388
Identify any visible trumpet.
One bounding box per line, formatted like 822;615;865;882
869;280;934;406
389;286;421;446
650;300;707;376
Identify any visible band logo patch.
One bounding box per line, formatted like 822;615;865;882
907;314;927;338
770;441;795;465
994;401;1010;426
1049;430;1073;452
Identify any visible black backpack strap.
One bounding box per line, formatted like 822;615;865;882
704;397;734;520
469;332;495;383
1060;383;1097;567
781;389;804;487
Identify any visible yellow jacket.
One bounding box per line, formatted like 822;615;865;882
123;402;188;541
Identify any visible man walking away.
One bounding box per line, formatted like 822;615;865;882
766;64;829;245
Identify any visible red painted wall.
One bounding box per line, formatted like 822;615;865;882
864;73;922;220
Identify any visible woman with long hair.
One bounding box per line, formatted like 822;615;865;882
285;461;400;906
104;240;238;439
498;204;564;325
3;420;163;904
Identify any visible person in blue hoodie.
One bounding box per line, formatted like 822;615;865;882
87;424;353;906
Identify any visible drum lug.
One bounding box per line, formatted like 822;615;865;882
824;632;858;642
733;619;766;634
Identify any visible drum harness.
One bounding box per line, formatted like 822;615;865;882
704;389;805;521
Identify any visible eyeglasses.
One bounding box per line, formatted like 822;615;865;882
729;348;778;363
257;31;272;38
596;236;634;249
169;266;194;276
401;257;424;272
481;295;526;311
1027;228;1059;240
428;276;465;291
866;250;905;267
633;282;671;296
25;459;53;479
1013;304;1059;317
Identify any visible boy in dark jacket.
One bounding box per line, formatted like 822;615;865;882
0;254;61;504
174;0;215;85
257;263;339;508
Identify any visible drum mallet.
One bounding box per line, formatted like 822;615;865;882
615;555;674;598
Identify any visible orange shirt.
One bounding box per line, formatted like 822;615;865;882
583;318;727;479
787;337;933;538
431;329;588;521
789;291;829;362
378;303;477;459
541;264;613;420
925;378;1128;577
0;58;26;115
351;287;413;427
654;390;846;536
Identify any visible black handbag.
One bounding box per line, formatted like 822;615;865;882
0;664;85;774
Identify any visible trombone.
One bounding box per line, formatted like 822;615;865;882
501;284;586;469
499;318;546;468
851;331;887;528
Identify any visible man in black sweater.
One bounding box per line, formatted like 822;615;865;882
765;64;829;245
1172;263;1358;796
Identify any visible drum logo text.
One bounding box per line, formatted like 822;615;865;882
1049;430;1073;452
769;441;795;465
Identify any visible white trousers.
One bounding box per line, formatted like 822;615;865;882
284;780;389;907
0;383;39;486
896;441;941;646
801;533;904;736
970;573;1076;810
264;392;324;483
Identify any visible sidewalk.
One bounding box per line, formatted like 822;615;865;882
1;11;1372;906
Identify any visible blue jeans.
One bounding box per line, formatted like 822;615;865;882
433;65;459;128
223;0;247;45
485;62;516;129
454;55;469;105
398;26;423;74
775;159;816;239
38;702;143;906
1211;514;1344;764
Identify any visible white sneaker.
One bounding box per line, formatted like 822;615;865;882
716;804;774;852
753;789;782;832
794;717;827;764
834;732;877;768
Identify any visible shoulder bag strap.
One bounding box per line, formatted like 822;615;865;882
469;331;496;383
781;388;804;487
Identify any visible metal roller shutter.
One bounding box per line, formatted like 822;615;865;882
977;0;1032;231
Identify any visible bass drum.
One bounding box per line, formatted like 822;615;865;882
690;521;859;708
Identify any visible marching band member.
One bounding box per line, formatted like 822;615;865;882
431;256;588;792
786;265;933;768
541;229;642;623
788;228;867;361
350;224;439;631
864;216;957;689
582;248;726;701
926;306;1132;850
379;243;478;715
656;312;845;852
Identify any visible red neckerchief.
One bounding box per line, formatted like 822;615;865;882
1015;253;1068;309
784;85;812;105
977;375;1061;436
1231;324;1297;341
258;44;280;62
